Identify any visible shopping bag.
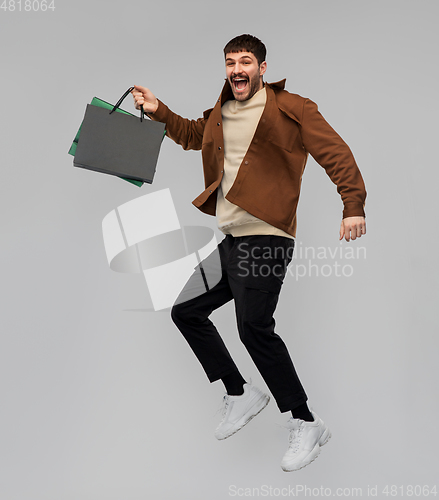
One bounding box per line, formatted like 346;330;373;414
72;87;166;185
68;94;144;186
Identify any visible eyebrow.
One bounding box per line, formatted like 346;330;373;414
225;56;253;62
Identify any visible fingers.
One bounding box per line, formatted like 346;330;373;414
133;84;149;93
352;220;366;240
340;217;366;242
133;95;145;105
130;85;158;113
131;85;151;99
132;96;144;111
131;89;144;101
131;86;146;110
339;221;344;241
131;86;145;99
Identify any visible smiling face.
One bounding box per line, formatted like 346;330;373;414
225;51;267;102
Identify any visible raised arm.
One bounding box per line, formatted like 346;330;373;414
131;85;207;151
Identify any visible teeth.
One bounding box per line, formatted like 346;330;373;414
232;77;248;91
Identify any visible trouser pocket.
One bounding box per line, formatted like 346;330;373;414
242;285;280;325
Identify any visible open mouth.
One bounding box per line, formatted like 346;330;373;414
232;77;248;92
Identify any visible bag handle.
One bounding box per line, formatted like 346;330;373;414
109;87;146;122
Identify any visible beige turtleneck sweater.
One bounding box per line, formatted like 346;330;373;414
216;87;294;239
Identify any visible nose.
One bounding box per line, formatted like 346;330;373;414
230;62;244;77
234;62;243;75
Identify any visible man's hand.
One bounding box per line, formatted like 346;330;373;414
131;85;159;114
339;216;366;242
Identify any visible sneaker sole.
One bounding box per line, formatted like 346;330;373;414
281;428;332;472
216;394;270;440
319;427;331;447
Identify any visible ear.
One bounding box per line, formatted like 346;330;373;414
259;61;267;77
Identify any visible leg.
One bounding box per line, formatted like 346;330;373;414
170;235;238;382
228;235;308;412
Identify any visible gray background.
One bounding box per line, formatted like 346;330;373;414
1;0;438;498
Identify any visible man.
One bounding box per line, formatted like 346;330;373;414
132;34;366;472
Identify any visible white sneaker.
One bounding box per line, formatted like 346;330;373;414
281;411;331;472
214;382;270;440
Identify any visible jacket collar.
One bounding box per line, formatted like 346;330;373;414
208;78;290;133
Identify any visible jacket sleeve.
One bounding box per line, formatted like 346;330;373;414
148;99;207;151
300;99;366;219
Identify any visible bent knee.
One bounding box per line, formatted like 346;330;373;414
170;302;186;324
170;301;203;325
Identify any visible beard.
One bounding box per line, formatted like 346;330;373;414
230;71;263;102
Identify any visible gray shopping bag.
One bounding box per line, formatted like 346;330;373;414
73;87;166;184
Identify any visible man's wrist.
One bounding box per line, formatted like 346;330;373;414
148;99;159;115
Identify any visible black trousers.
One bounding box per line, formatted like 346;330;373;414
171;234;308;412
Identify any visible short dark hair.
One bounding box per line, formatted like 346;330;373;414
223;34;266;66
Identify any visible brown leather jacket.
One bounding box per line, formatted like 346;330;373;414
150;79;366;237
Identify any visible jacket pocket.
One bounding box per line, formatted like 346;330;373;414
268;113;300;152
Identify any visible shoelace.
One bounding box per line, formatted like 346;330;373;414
220;394;230;419
214;394;230;420
287;420;304;452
